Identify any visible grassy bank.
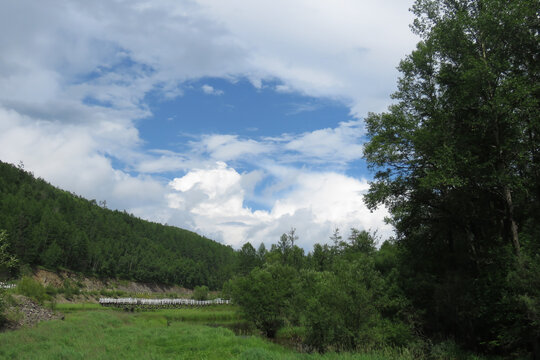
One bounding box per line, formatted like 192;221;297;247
0;309;418;360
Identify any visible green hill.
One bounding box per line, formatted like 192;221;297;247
0;161;235;289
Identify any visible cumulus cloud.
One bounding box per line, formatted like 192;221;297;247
166;162;392;248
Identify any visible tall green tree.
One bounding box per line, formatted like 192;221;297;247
237;242;260;275
229;263;297;337
364;0;539;354
0;230;18;326
0;230;17;280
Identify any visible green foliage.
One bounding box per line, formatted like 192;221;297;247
0;229;18;279
229;229;415;353
192;285;209;301
0;229;18;325
363;0;539;356
302;257;412;352
230;263;297;338
59;279;81;300
237;242;262;275
0;160;236;289
16;276;48;304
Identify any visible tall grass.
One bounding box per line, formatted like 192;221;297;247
0;310;417;360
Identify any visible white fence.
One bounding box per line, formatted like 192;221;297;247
99;297;230;307
0;282;16;289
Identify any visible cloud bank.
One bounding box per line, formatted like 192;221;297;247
0;0;415;248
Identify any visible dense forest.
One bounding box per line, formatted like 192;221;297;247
227;230;412;352
228;0;539;358
0;160;236;289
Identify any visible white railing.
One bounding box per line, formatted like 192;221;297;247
99;297;230;307
0;282;16;289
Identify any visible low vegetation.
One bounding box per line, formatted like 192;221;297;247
0;309;424;360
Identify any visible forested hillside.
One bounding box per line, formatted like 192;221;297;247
0;161;235;289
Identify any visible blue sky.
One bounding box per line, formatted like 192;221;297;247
0;0;418;249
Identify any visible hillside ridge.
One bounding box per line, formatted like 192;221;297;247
0;160;236;289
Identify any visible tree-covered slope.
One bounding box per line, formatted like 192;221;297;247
0;161;235;289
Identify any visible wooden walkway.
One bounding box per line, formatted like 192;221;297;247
99;297;230;309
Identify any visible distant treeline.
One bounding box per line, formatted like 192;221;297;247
0;160;235;289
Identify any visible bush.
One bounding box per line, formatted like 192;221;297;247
45;285;57;296
0;289;6;327
61;279;81;300
192;285;209;301
17;276;48;304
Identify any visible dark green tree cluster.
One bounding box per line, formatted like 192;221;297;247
0;161;236;289
363;0;539;356
228;229;412;352
0;229;18;326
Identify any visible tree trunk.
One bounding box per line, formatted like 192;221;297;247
503;187;520;256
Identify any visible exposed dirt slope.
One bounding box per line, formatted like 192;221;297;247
33;268;191;296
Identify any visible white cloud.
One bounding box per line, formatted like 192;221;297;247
193;134;273;161
196;0;418;116
284;120;365;163
184;120;365;167
166;161;392;248
0;106;166;213
201;84;224;95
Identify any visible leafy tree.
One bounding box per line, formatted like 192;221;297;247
0;230;17;279
303;256;410;352
237;242;260;275
346;228;376;256
256;242;267;264
309;243;333;272
229;264;297;337
363;0;539;354
0;229;18;326
41;241;63;269
192;285;209;301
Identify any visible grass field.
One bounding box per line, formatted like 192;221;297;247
0;306;419;360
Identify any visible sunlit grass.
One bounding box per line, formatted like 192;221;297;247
0;309;418;360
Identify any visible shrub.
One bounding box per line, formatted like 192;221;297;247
45;285;57;296
17;276;48;304
192;285;209;301
0;289;6;326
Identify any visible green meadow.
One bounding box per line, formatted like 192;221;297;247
0;306;418;360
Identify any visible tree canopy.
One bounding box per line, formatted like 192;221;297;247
364;0;539;355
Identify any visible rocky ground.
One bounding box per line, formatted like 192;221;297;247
1;295;64;331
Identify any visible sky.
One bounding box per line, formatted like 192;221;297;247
0;0;418;250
